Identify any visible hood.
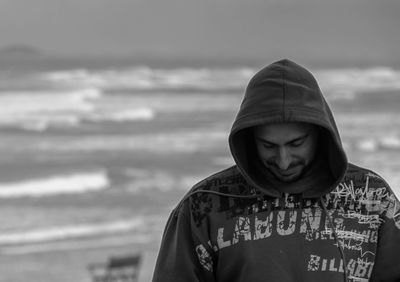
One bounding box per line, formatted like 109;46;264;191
229;59;348;198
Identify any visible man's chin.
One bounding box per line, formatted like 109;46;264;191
275;175;299;183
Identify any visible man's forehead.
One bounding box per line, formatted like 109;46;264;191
253;122;316;139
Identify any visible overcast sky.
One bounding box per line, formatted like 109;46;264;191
0;0;399;64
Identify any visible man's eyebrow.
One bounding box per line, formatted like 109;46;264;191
255;132;311;146
286;133;309;144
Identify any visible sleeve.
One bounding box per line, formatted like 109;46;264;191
152;200;216;282
370;187;400;282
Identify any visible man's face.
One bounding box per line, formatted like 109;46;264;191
253;122;319;183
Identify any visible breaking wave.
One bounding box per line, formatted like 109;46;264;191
0;87;156;131
37;66;400;98
0;218;143;245
356;136;400;152
315;67;400;100
0;170;109;198
39;67;254;91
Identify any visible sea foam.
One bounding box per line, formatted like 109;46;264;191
87;107;155;122
0;217;146;245
315;67;400;99
0;234;152;255
356;136;400;152
30;130;227;153
0;88;101;131
39;66;400;95
0;170;109;198
40;67;254;91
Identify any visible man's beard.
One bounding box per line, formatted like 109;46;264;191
265;160;308;182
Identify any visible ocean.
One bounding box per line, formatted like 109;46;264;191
0;58;399;281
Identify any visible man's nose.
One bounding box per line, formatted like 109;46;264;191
276;147;291;170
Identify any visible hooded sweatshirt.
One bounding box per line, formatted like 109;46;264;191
152;59;400;282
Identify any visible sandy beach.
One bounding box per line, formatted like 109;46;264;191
0;233;162;282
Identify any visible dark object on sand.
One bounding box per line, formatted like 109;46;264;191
87;254;141;282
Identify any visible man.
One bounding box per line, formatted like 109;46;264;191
152;59;400;281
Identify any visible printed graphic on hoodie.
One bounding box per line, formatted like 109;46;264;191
193;169;399;282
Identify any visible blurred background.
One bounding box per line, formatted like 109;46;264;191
0;0;399;281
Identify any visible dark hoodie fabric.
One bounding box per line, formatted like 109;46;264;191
152;59;400;282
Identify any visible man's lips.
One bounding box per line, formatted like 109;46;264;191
277;170;296;177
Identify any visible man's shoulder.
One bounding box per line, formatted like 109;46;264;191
344;162;391;188
189;165;249;193
174;165;253;218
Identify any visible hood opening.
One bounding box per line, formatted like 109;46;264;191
230;125;345;198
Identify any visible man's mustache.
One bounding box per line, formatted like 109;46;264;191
265;160;305;171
